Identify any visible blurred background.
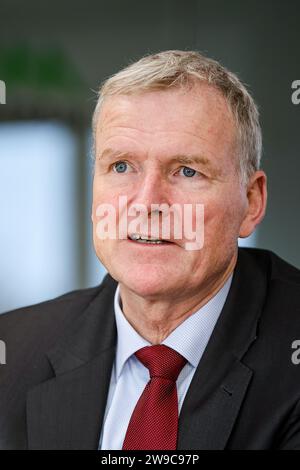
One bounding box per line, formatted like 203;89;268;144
0;0;299;313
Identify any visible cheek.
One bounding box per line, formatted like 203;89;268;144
92;188;127;251
92;183;121;218
202;194;243;240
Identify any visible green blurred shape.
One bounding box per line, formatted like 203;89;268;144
0;45;85;94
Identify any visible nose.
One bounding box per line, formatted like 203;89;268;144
134;167;169;212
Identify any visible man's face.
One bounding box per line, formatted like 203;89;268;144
92;84;249;300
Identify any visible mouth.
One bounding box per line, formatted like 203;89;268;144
127;233;174;245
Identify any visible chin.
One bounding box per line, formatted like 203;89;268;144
116;264;174;298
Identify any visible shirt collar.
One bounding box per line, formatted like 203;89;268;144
114;274;233;379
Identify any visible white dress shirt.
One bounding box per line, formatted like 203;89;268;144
99;275;233;449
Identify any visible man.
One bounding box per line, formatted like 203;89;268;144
0;50;300;450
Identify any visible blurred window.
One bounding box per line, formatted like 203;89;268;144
0;121;79;312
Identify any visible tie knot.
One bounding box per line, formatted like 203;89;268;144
135;344;187;382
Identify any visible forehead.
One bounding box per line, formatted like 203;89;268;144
96;84;237;163
98;84;233;127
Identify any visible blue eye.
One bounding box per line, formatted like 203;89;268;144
113;161;128;173
181;166;197;177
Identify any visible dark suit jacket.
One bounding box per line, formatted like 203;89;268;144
1;247;300;450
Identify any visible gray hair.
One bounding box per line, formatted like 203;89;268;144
92;50;262;185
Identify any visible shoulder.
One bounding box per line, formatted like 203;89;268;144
237;247;300;337
0;273;116;347
240;247;300;348
239;247;300;289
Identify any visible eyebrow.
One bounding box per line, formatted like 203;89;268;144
98;148;221;177
169;155;211;166
98;148;133;161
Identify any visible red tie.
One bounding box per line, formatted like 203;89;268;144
122;344;187;450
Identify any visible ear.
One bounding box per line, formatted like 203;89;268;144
239;170;267;238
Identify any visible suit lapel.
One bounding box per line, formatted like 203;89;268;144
26;348;115;449
178;248;268;449
26;275;118;450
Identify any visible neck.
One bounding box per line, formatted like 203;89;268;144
119;256;236;344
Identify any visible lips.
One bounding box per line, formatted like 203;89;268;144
127;233;174;245
129;233;160;241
